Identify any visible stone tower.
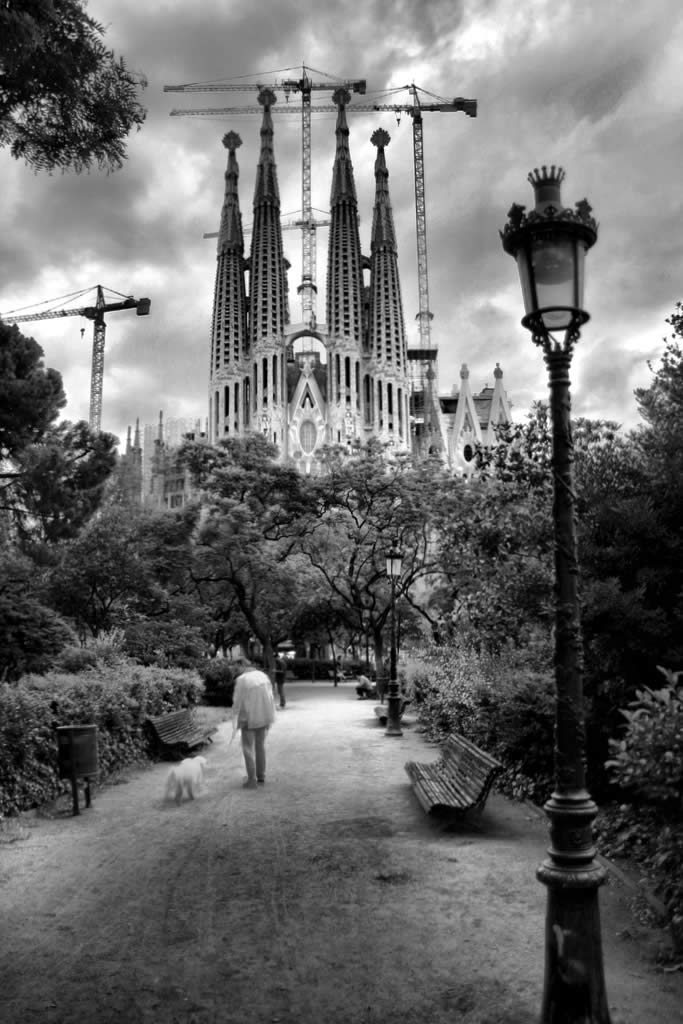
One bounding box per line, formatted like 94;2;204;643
207;88;412;472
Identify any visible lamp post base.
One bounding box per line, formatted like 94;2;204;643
535;790;611;1023
384;691;403;736
537;865;610;1023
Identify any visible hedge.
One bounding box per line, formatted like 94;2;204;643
0;663;204;816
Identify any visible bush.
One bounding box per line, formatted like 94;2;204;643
53;645;100;674
603;665;683;936
289;657;336;680
0;663;204;816
196;659;240;705
410;640;555;804
0;593;76;682
122;618;206;669
606;665;683;808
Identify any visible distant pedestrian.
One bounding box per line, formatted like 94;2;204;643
274;653;287;709
231;662;276;788
355;674;374;699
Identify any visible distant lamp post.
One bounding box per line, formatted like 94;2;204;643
384;540;403;737
501;166;609;1023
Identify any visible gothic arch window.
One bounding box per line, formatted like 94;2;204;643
299;420;317;455
302;386;315;410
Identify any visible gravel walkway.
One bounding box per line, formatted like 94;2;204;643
1;681;681;1024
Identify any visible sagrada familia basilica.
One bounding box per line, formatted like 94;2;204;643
120;86;512;503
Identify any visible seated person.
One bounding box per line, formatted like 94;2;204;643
355;674;375;699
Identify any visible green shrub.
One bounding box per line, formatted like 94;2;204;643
606;665;683;808
0;663;204;816
597;666;683;933
0;593;76;682
122;619;205;669
290;657;336;679
410;640;555;804
53;645;100;674
196;659;240;705
469;668;555;802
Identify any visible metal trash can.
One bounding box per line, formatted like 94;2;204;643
56;725;98;815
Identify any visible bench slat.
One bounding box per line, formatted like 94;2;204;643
405;732;503;818
145;709;216;759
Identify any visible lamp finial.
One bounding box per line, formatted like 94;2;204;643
527;165;566;214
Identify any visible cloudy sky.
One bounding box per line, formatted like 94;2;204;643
2;0;683;449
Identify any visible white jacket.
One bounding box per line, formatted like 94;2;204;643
232;669;276;732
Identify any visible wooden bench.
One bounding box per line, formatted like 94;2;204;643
404;733;503;818
373;698;412;725
144;709;217;760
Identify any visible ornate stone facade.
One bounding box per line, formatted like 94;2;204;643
207;87;412;474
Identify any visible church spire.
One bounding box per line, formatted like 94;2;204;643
326;87;364;346
368;128;407;369
210;131;248;377
217;131;245;255
249;88;289;347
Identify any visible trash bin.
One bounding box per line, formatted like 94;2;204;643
56;725;98;815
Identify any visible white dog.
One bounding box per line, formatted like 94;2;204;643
165;756;207;804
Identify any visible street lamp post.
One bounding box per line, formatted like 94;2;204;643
385;541;403;736
500;166;611;1023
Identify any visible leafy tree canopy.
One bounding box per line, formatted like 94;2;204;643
11;420;117;544
51;503;202;638
0;320;65;457
0;0;147;172
0;548;74;680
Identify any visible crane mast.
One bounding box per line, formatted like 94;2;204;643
165;67;365;326
1;285;151;433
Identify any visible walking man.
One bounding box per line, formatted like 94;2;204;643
274;653;287;709
232;662;276;788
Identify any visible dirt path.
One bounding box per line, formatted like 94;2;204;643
1;682;681;1024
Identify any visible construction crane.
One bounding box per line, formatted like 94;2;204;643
332;84;476;450
165;65;365;327
1;285;151;433
203;211;331;324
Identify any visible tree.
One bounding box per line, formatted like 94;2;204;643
0;320;65;457
432;405;555;653
0;548;74;680
1;322;117;547
299;442;459;673
9;420;118;547
0;0;146;172
183;435;316;669
51;503;205;641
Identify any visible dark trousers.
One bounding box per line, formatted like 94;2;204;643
241;726;267;782
275;678;286;707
